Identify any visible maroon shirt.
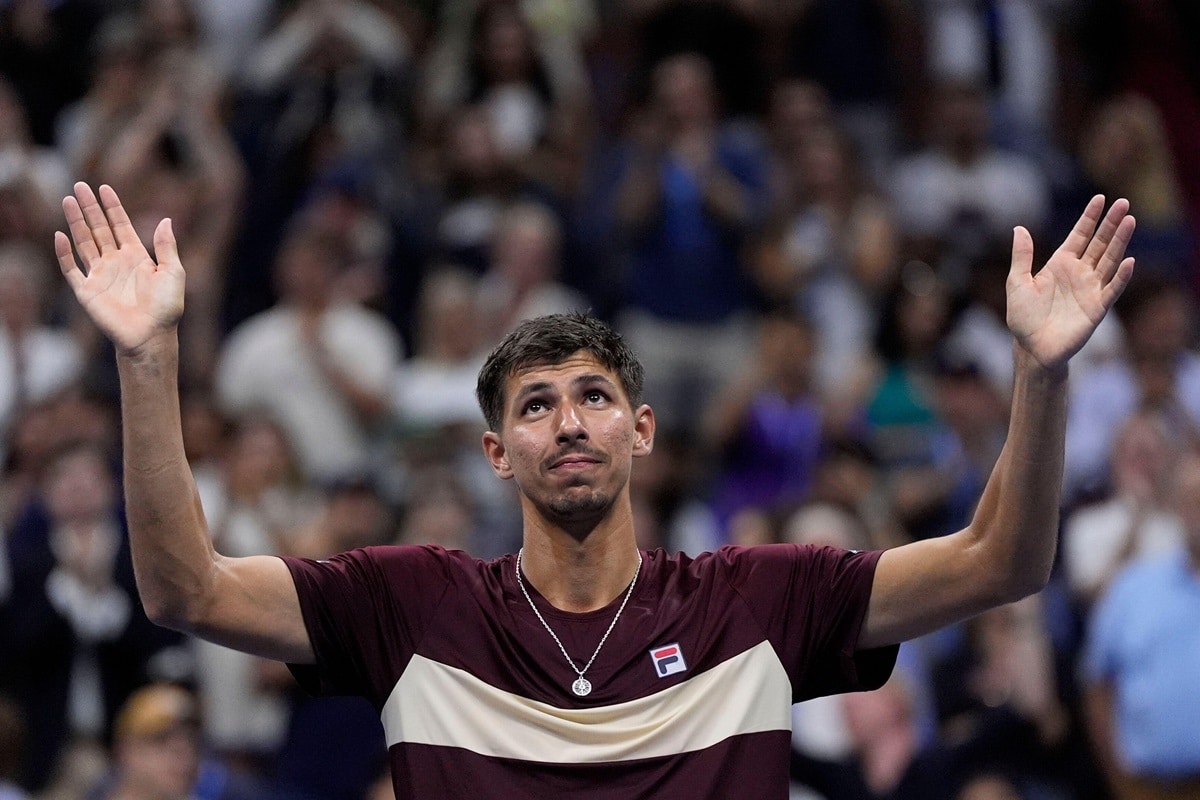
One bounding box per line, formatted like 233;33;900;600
283;544;896;799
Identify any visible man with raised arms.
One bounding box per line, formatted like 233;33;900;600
54;183;1134;798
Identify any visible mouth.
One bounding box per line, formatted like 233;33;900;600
546;447;606;471
550;456;601;471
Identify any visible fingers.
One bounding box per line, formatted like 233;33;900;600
72;182;118;255
1100;257;1136;310
1061;194;1106;258
1082;197;1132;269
1008;225;1034;282
1095;211;1136;285
98;184;142;250
62;193;101;267
54;231;86;293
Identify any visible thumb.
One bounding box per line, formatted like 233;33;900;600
153;218;183;271
1009;225;1034;283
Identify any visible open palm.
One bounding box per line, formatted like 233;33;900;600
55;183;185;356
1006;195;1136;372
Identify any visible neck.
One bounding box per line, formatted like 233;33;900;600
519;510;641;612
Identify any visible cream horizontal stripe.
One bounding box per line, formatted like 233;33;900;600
380;640;791;763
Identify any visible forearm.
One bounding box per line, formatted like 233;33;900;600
969;344;1068;600
117;333;219;628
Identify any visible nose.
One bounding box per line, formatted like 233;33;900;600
555;402;588;443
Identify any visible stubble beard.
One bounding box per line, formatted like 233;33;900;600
546;487;614;524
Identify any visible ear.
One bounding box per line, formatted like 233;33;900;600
632;404;655;458
482;431;514;479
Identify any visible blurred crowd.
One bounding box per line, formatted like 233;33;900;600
0;0;1199;798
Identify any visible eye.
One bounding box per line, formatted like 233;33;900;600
522;399;547;415
583;389;608;404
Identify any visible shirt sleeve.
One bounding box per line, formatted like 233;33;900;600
282;545;455;707
724;544;898;701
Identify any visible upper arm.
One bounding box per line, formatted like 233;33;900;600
188;554;315;665
858;531;1004;650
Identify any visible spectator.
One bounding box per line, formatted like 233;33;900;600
476;201;589;341
1079;93;1196;282
4;441;184;792
1063;410;1184;607
406;104;557;276
776;0;917;179
418;0;592;188
890;79;1050;292
0;243;84;467
86;64;244;386
611;51;768;435
1082;451;1200;799
215;220;404;485
225;0;411;329
56;16;149;179
391;268;518;556
931;598;1095;799
763;78;835;206
190;413;319;762
392;267;487;439
701;308;824;539
860;263;961;539
919;0;1067;157
0;76;71;213
753;121;898;398
88;683;262;800
1064;276;1200;503
922;350;1011;539
792;660;1073;800
90;684;200;800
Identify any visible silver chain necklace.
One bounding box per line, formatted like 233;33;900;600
514;547;642;697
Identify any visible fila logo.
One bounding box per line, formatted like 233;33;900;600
649;643;688;678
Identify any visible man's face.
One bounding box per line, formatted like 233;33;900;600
483;353;653;528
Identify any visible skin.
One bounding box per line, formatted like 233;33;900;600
54;183;1135;665
482;355;655;610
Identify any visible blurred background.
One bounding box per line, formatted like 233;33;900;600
1;0;1199;798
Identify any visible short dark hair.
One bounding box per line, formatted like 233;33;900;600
475;313;644;431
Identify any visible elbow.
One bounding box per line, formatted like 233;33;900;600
969;535;1054;607
141;598;190;633
984;555;1052;606
139;584;213;635
995;569;1051;606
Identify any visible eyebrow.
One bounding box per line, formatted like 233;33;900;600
512;374;619;405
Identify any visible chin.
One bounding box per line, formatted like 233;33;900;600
547;489;613;521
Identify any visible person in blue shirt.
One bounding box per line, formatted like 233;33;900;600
1083;451;1200;798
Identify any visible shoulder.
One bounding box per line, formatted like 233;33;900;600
658;544;876;589
286;544;488;592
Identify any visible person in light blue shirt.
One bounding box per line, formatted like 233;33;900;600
1082;452;1200;796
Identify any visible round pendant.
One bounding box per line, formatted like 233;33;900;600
571;677;592;697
